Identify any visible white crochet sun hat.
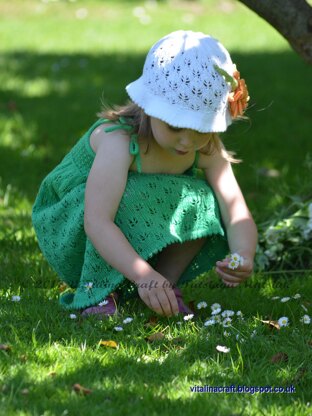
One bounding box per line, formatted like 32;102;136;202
126;30;235;133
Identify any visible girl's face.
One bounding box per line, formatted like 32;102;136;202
150;117;212;156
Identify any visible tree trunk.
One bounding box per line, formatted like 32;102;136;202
238;0;312;64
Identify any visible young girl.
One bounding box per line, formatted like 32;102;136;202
32;30;257;317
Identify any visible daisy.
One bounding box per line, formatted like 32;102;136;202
216;345;230;353
69;314;77;319
123;317;133;324
223;330;231;337
211;303;221;315
183;314;194;321
228;259;239;270
293;294;301;299
271;296;280;300
11;295;21;302
300;315;311;324
230;253;244;265
114;326;123;331
221;310;235;318
236;311;243;318
280;297;290;303
278;317;289;327
204;319;216;326
222;317;232;327
197;301;208;310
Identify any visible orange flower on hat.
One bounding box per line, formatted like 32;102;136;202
228;66;249;119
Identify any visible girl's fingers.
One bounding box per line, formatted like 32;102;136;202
216;267;249;283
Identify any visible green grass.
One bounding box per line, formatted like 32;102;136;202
1;0;312;415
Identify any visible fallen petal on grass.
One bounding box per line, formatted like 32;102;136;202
270;352;289;363
99;340;118;349
72;383;92;395
145;332;165;343
216;345;230;353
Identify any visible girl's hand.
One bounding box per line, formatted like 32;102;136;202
136;272;179;316
215;255;254;287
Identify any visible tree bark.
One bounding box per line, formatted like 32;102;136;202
238;0;312;64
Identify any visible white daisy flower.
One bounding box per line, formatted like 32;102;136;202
183;314;194;321
221;310;235;318
280;297;290;303
114;326;123;331
123;317;133;324
278;316;289;327
216;345;230;353
271;296;280;300
293;294;301;299
69;314;77;319
300;315;311;324
211;303;221;315
222;317;232;327
11;295;21;302
196;301;208;309
230;253;241;262
236;311;243;318
204;319;216;326
228;260;239;270
301;304;308;312
98;299;109;306
213;314;222;323
223;330;231;337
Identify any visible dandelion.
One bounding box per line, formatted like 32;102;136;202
280;297;290;303
114;326;123;332
216;345;230;353
11;295;21;302
222;317;232;327
293;294;301;299
69;314;77;319
221;310;235;318
204;319;216;326
197;301;208;310
211;303;221;315
123;317;133;324
278;316;289;327
183;314;194;321
300;315;311;324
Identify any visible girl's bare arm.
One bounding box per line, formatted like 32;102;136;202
84;128;179;315
201;150;258;285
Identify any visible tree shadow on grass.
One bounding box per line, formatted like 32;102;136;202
0;49;311;213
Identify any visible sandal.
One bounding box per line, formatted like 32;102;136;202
81;292;118;317
173;287;194;315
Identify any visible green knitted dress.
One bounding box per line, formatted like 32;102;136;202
32;118;229;310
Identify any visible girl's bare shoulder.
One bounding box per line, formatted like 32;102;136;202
89;122;131;154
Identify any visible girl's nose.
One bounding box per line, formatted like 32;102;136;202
179;135;193;149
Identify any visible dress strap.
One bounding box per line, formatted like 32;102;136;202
103;117;142;173
191;150;200;176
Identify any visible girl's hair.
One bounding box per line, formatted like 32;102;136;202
98;102;241;163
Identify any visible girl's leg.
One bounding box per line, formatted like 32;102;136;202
155;238;207;285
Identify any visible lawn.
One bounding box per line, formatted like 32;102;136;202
0;1;312;415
